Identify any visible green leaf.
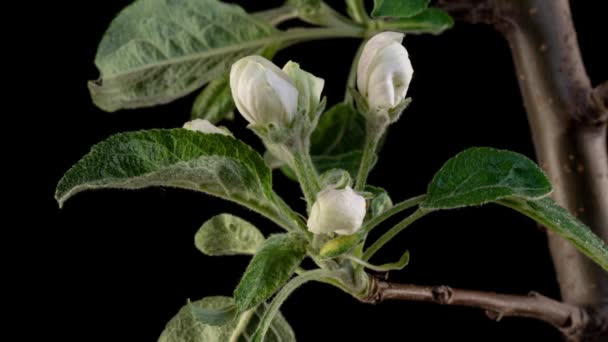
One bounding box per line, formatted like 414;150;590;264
189;300;238;326
195;214;265;256
319;233;363;258
422;147;552;210
311;103;365;157
348;250;410;271
385;8;454;35
158;296;295;342
55;129;283;225
90;0;276;112
499;198;608;271
234;233;308;311
191;75;235;123
366;186;393;218
372;0;430;18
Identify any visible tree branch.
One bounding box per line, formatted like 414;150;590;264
361;277;606;340
436;1;608;340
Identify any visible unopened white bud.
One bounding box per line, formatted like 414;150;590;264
307;186;366;235
230;56;298;127
357;32;413;111
183;119;230;136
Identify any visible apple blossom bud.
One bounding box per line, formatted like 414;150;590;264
307;186;366;235
357;32;413;111
183;119;230;136
282;61;325;117
230;56;298;127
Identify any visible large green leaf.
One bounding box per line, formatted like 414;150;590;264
234;233;308;311
55;129;282;223
195;214;265;256
158;296;295;342
386;8;454;35
90;0;275;112
422;147;552;210
372;0;430;18
499;198;608;271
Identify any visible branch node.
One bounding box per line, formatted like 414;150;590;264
432;285;453;304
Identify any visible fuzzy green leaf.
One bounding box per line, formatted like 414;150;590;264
191;75;235;123
158;296;295;342
386;8;454;35
499;198;608;271
423;147;552;210
372;0;430;18
89;0;276;112
234;233;308;311
195;214;265;256
55;130;282;222
311;103;365;157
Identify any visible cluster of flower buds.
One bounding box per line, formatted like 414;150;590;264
224;31;413;236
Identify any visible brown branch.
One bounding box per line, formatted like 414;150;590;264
361;277;606;340
436;1;608;340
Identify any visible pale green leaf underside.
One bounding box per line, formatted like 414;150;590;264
499;198;608;271
55;129;280;221
158;296;295;342
195;214;265;256
372;0;430;18
234;233;308;311
90;0;275;111
423;147;552;209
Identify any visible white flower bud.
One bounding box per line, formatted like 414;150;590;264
307;186;366;235
230;56;298;127
282;61;325;117
357;32;413;111
183;119;230;136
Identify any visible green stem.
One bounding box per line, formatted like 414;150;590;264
292;148;322;211
362;195;427;233
272;193;311;237
346;0;370;24
252;270;336;342
343;39;367;104
354;128;381;191
363;209;429;261
253;4;297;26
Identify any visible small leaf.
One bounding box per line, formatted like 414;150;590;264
191;75;235;123
422;147;552;210
386;8;454;35
189;300;238;326
499;198;608;271
234;233;308;311
319;233;363;258
319;168;352;189
55;130;283;224
90;0;276;112
366;186;393;218
372;0;430;18
348;250;410;271
195;214;265;256
158;296;295;342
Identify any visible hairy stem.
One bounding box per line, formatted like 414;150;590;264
361;277;598;340
292;148;322;211
345;0;370;24
363;209;429;261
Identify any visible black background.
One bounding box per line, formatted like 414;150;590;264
29;0;607;341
